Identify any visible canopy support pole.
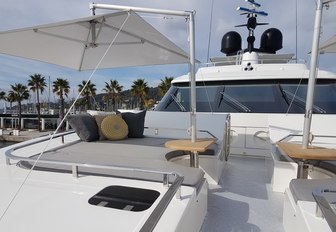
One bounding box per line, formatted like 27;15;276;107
188;12;197;142
90;3;198;142
302;0;331;148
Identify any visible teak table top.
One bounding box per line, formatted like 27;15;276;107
277;142;336;160
165;139;216;152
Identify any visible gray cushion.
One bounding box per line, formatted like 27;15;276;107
318;161;336;174
68;113;99;142
289;177;336;203
18;140;204;187
122;111;146;138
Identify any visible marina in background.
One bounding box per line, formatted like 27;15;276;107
0;1;336;231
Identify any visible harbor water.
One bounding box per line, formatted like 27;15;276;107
0;141;16;148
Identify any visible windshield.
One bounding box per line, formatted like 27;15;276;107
154;80;336;114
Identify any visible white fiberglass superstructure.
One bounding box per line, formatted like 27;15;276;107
154;3;336;157
0;1;336;232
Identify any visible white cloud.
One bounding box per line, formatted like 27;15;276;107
0;0;335;97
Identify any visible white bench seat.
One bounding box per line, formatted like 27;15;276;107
289;177;336;203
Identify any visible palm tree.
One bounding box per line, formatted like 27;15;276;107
131;79;149;110
103;80;123;111
28;74;47;131
9;83;30;130
6;92;15;114
74;98;86;111
78;80;96;110
0;91;5;100
144;98;155;110
158;76;174;97
0;91;6;114
53;78;70;128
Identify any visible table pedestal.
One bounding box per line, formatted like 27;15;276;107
297;160;309;179
277;141;336;179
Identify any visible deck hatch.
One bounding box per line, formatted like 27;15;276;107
88;186;160;212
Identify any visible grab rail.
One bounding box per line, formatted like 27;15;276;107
4;130;75;165
279;134;336;145
4;132;184;187
4;131;185;231
145;126;218;140
312;188;336;232
140;175;184;232
145;114;232;162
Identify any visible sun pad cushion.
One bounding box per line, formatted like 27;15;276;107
67;113;99;142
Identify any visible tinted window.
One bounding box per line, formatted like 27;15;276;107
281;83;336;113
155;81;336;114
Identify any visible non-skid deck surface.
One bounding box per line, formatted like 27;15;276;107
202;156;285;232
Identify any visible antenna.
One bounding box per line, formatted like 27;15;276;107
236;0;269;53
237;1;267;16
246;0;261;8
236;6;268;16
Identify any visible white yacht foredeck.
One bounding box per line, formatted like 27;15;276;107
0;1;335;231
1;110;336;232
0;131;285;232
204;155;285;232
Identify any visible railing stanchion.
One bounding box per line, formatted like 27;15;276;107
72;165;78;178
163;174;169;187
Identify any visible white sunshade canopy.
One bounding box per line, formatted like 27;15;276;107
0;11;189;70
320;35;336;53
323;0;336;3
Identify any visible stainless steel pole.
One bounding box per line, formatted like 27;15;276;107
189;12;197;143
90;3;198;142
90;3;191;17
302;0;323;149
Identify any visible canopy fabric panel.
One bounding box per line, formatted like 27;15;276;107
0;11;189;70
323;0;336;3
320;35;336;53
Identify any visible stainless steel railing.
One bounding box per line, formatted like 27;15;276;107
140;175;184;232
312;188;336;232
4;131;184;187
4;130;186;232
145;126;218;140
279;133;336;145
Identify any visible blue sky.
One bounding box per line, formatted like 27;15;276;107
0;0;335;105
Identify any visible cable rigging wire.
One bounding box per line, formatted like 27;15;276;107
0;12;131;222
206;0;215;64
202;0;216;113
